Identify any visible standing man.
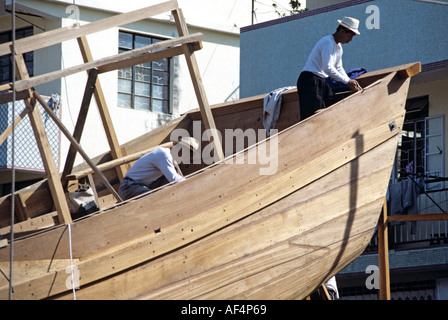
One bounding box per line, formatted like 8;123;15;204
297;17;363;121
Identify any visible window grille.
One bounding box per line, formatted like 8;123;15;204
117;31;171;113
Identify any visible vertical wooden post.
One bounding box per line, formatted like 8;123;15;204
62;67;98;181
33;91;123;202
14;54;72;224
77;35;128;179
172;8;224;161
378;198;390;300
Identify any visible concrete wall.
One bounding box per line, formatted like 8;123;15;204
240;0;448;97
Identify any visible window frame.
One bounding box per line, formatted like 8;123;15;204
117;31;171;114
0;26;34;85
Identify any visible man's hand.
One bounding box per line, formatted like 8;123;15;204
347;79;362;92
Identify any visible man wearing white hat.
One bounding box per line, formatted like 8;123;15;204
118;137;199;200
297;17;363;121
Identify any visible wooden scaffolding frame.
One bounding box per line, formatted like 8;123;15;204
377;202;448;300
0;0;224;224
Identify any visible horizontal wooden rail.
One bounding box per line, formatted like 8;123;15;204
387;213;448;223
66;142;174;181
357;62;421;80
12;34;203;92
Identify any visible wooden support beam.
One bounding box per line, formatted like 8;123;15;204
0;211;58;237
387;213;448;222
87;174;100;209
97;40;202;74
172;8;224;161
0;107;30;147
77;35;128;181
0;0;180;56
14;193;29;222
66;142;174;181
14;54;72;224
61;67;98;182
33;91;123;203
357;62;421;80
12;34;203;92
0;89;31;104
0;83;11;92
378;199;390;300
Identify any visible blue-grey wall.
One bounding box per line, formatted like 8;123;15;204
240;0;448;98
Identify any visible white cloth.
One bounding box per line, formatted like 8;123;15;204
324;276;340;299
263;86;295;136
124;147;183;186
303;35;350;84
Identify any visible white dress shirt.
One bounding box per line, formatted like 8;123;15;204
303;35;350;84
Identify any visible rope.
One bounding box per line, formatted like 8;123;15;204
9;0;16;301
67;223;77;300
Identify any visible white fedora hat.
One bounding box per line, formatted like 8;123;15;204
177;136;199;152
337;17;360;35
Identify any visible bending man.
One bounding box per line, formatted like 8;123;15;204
118;137;199;200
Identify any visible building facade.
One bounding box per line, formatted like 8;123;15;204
240;0;448;299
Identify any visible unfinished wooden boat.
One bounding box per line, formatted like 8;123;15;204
0;61;420;300
0;0;421;300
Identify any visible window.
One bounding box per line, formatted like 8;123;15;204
425;115;445;191
118;31;170;113
0;27;33;85
394;96;429;180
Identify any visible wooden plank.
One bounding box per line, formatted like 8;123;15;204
318;285;331;300
14;193;29;222
33;91;123;203
378;200;391;300
0;83;11;92
62;67;98;181
13;33;203;92
358;62;421;80
0;89;31;104
87;174;100;209
0;107;30;147
77;35;128;181
172;8;224;161
14;55;72;224
0;0;179;56
66;142;174;181
97;41;202;74
0;212;57;237
387;213;448;222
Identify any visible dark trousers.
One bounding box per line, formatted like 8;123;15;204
297;71;335;121
118;175;169;200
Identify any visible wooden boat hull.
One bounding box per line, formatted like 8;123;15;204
0;67;413;300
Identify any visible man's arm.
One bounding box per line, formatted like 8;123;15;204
154;149;184;182
347;79;362;91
